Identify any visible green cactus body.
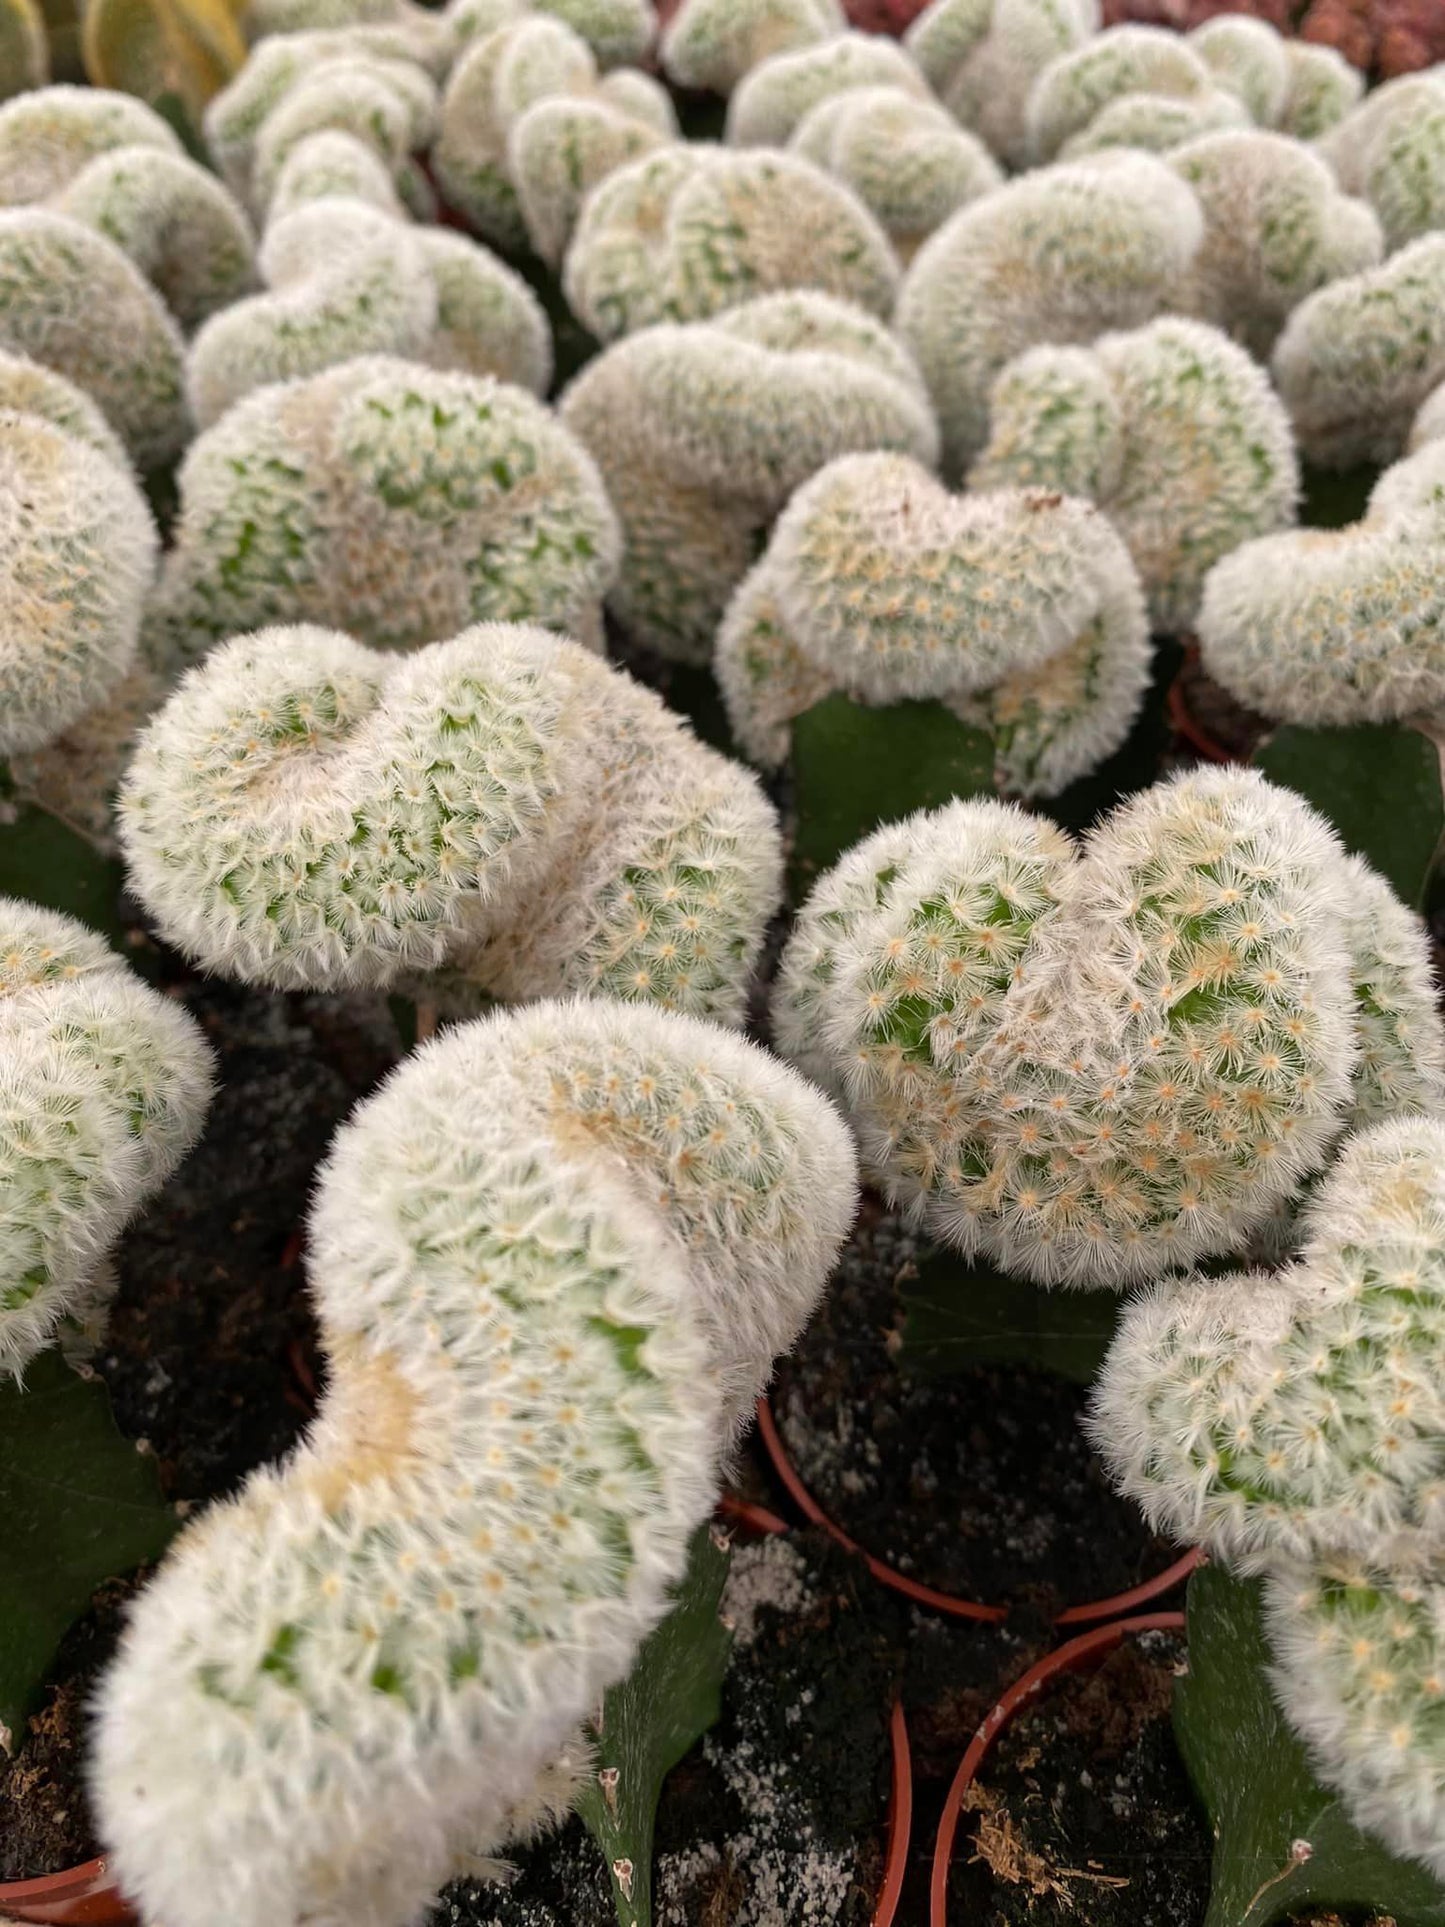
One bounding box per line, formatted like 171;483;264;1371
659;0;844;96
904;0;1096;171
1278;38;1363;142
1025;23;1214;163
723;31;929;148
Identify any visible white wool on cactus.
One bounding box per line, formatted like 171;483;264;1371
92;996;857;1927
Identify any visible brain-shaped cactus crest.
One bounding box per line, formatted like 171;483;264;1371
94;997;857;1927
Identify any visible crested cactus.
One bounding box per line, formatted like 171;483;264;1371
0;0;48;101
1187;12;1289;127
0;207;187;466
1025;24;1217;164
80;0;247;124
93;996;855;1927
1056;86;1248;157
969;316;1300;634
432;13;675;262
245;0;456;62
418;228;551;393
249;52;438;218
1;353;156;763
444;0;656;71
266;124;407;216
52;142;256;329
118;619;783;1019
1409;378;1445;453
1093;1116;1445;1575
774;766;1445;1290
147;355;619;670
561;143;900;342
558;290;939;663
1168;129;1383;362
1272;234;1445;471
1092;1115;1445;1881
1196;437;1445;730
903;0;1097;172
789;84;1000;260
659;0;844;96
0;83;180;205
715;451;1151;795
723;30;929;147
1278;37;1363;142
896;151;1203;477
1321;72;1445;257
0;899;212;1378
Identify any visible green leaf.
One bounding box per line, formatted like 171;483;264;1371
0;1351;177;1750
1253;722;1444;908
575;1523;733;1927
898;1245;1121;1386
790;696;995;900
0;792;131;950
1176;1564;1445;1927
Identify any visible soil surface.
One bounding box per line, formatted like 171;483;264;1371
1171;648;1270;764
945;1629;1212;1927
771;1207;1175;1622
437;1531;903;1927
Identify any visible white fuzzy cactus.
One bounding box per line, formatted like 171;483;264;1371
1092;1115;1445;1881
896;151;1203;477
775;766;1445;1290
1264;1556;1445;1879
562;143;900;342
1168;129;1383;361
659;0;844;95
716;451;1150;795
266;127;409;218
1;357;157;760
789;86;1001;260
0;208;187;469
146;355;619;671
1278;38;1363;141
1321;71;1445;257
724;31;930;146
432;13;676;261
93;995;857;1927
904;0;1098;171
969;316;1299;633
1057;86;1248;156
1196;437;1445;729
0;85;180;206
559;290;939;663
120;620;782;1021
1272;233;1445;471
420;229;552;393
50;143;257;332
1187;13;1290;126
1410;379;1445;453
1025;24;1217;163
1093;1116;1445;1572
245;0;455;60
0;900;212;1379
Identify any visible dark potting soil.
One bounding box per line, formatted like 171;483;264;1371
437;1531;903;1927
946;1629;1212;1927
1172;649;1270;763
770;1206;1175;1619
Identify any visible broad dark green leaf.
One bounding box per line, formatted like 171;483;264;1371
790;695;995;900
1176;1564;1445;1927
898;1245;1121;1386
1253;722;1444;908
0;1351;177;1750
575;1524;733;1927
0;794;130;950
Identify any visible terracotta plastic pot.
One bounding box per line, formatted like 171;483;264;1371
757;1393;1200;1627
1167;644;1240;765
0;1857;134;1926
929;1610;1188;1927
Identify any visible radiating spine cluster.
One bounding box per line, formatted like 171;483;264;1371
0;900;212;1377
775;767;1445;1290
93;997;857;1927
559;290;939;663
120;620;782;1022
716;450;1150;795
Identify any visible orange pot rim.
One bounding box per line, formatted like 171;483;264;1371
928;1610;1188;1927
0;1855;133;1926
